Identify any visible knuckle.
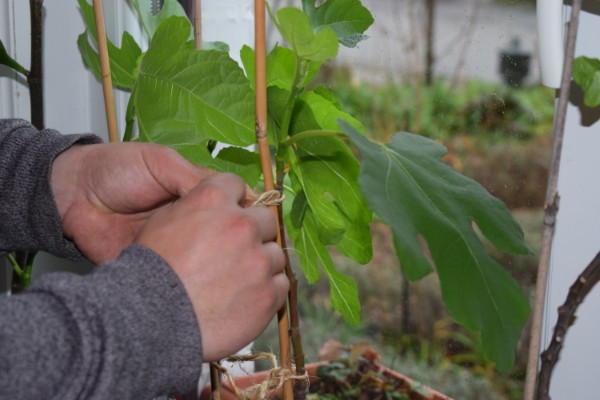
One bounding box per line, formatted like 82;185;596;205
196;183;228;206
229;214;259;239
215;173;245;193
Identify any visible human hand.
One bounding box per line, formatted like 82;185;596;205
134;173;289;361
51;142;212;263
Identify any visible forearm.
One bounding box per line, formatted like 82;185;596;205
0;244;203;399
0;119;101;258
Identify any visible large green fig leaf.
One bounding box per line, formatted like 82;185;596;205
286;192;361;325
133;17;255;166
0;39;28;76
272;7;339;63
302;0;374;48
573;56;600;107
78;0;142;90
342;121;530;372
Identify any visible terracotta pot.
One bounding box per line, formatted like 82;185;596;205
198;361;453;400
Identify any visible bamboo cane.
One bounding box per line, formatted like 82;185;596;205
523;1;583;398
255;1;294;399
92;0;119;143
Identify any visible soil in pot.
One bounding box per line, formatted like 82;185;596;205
200;342;453;400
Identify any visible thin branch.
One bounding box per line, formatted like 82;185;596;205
524;1;583;399
536;251;600;400
210;361;222;400
28;0;44;129
194;0;202;50
93;0;119;143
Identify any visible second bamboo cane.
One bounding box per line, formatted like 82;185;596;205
92;0;119;143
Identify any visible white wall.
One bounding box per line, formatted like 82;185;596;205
543;7;600;400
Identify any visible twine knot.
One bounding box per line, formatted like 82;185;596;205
211;353;308;400
251;190;285;207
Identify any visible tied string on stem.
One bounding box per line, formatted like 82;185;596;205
210;353;309;400
251;190;285;207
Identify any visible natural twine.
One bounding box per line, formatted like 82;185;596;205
251;190;285;207
223;192;294;399
211;353;308;400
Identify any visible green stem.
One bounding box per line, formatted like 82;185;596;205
0;40;29;77
5;254;24;278
282;130;346;147
277;59;307;144
22;251;37;289
123;92;136;142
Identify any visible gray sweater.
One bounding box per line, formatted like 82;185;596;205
0;119;203;399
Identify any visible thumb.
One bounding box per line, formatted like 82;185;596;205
141;144;215;197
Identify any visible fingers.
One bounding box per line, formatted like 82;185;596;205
183;173;279;242
185;173;248;207
141;144;215;197
246;206;278;243
264;241;286;275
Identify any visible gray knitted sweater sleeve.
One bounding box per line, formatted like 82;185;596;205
0;119;203;399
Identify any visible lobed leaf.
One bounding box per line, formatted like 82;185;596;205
286;198;361;325
78;0;142;90
133;17;255;166
287;133;372;263
573;56;600;107
342;121;530;372
272;7;339;63
303;0;374;48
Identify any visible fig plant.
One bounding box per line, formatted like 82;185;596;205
75;0;531;372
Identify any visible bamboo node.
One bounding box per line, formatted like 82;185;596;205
252;190;285;207
214;352;309;400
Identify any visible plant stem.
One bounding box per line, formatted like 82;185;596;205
536;251;600;400
123;93;135;142
278;59;306;143
22;252;36;290
271;30;313;400
524;1;582;399
28;0;44;130
276;202;308;399
194;0;202;50
5;254;23;278
93;0;119;143
11;0;44;294
424;0;435;85
209;361;222;400
255;1;293;399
